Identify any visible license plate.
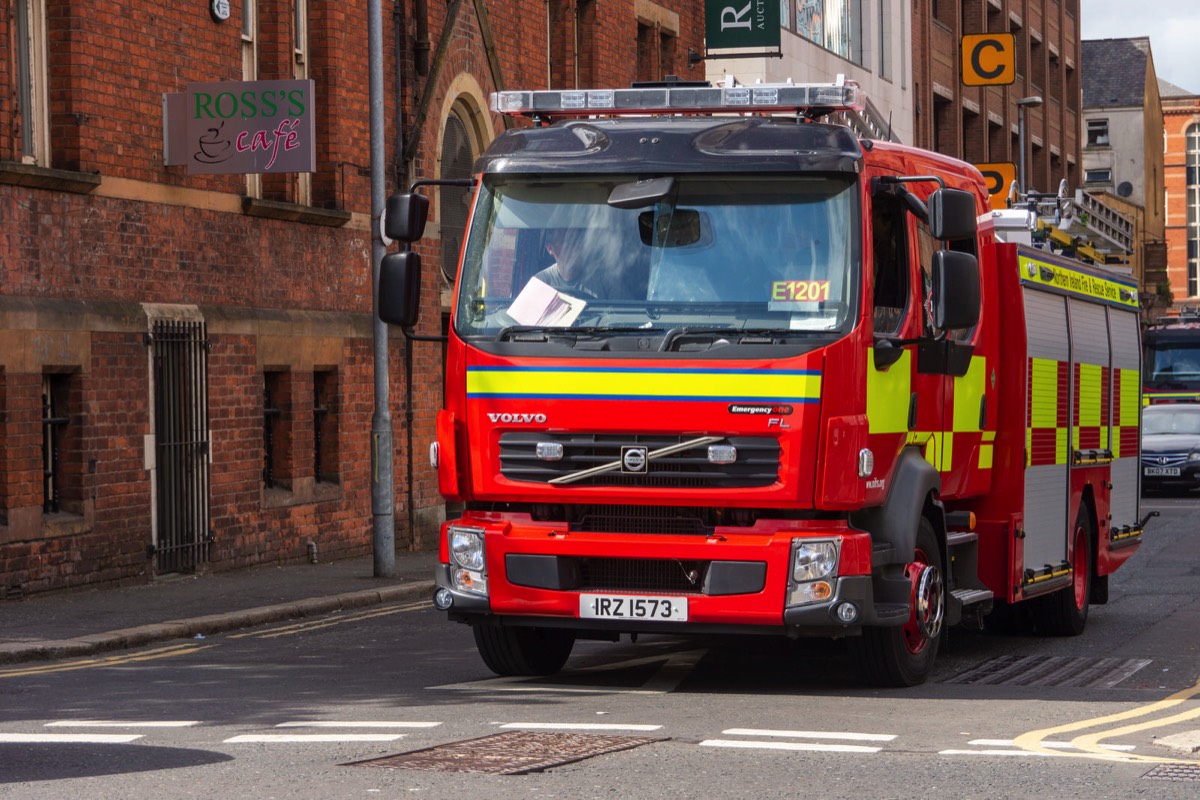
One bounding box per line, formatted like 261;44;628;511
579;593;688;622
1144;467;1181;477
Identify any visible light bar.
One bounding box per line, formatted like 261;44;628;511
490;81;865;118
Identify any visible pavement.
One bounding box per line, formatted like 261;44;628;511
0;550;439;665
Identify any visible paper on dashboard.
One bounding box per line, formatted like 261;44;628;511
507;277;588;326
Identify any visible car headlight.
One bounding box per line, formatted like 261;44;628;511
1189;450;1200;463
792;540;838;583
449;526;485;571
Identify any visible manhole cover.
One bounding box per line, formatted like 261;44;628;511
347;730;666;775
1143;763;1200;782
944;655;1151;688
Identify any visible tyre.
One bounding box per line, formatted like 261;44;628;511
850;518;945;687
1034;508;1092;636
472;622;576;676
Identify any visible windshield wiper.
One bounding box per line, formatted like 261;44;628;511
496;325;664;342
658;327;813;352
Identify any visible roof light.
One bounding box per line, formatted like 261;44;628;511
488;81;865;118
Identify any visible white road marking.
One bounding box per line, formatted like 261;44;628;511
499;722;663;732
701;739;882;754
431;679;664;695
45;720;200;728
0;733;143;744
940;749;1065;757
275;721;441;729
968;738;1135;751
722;728;896;742
223;734;406;743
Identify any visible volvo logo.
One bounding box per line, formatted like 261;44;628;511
621;446;649;474
487;412;547;424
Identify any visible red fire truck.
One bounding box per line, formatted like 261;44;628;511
380;79;1149;686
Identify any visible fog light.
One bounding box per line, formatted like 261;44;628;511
708;444;738;465
433;587;453;610
835;601;859;623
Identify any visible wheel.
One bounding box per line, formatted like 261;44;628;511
1034;507;1092;636
850;518;945;687
472;622;576;676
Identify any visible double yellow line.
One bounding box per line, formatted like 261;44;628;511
0;643;214;679
1013;675;1200;764
228;600;430;640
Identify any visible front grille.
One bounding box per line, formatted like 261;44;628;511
574;505;711;535
579;557;707;594
1141;452;1187;468
499;433;780;488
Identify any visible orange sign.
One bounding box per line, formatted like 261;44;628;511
975;162;1017;209
961;34;1015;86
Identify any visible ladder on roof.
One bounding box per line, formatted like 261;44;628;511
1009;180;1134;264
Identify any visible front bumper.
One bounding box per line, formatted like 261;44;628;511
432;514;905;637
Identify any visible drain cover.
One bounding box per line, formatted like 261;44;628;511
945;655;1151;688
347;730;666;775
1143;763;1200;782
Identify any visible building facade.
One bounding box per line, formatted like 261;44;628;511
0;1;702;597
705;0;915;144
1080;37;1166;301
912;0;1082;194
1161;80;1200;307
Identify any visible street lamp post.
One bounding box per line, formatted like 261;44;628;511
1016;95;1044;197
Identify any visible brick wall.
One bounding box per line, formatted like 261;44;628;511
0;0;703;597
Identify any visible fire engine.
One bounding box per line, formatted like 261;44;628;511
1144;316;1200;405
379;78;1150;686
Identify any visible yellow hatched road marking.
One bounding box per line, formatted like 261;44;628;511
1012;675;1200;764
229;600;431;640
0;643;214;679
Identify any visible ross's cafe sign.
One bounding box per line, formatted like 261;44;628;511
163;80;315;175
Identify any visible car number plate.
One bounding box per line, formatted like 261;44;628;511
1144;466;1181;476
579;593;688;621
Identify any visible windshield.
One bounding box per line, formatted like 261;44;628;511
453;174;859;343
1143;407;1200;435
1144;337;1200;389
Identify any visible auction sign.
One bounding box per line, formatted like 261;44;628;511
163;80;315;175
704;0;781;50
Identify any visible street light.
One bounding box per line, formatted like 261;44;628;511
1016;95;1044;197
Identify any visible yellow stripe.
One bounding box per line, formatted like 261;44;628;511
466;368;821;401
979;430;995;470
867;348;912;434
1029;358;1058;429
952;356;986;433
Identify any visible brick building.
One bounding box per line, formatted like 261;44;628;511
912;0;1082;193
0;1;702;597
1161;79;1200;306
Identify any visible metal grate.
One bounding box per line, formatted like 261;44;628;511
574;504;712;535
1142;763;1200;782
500;433;780;488
944;655;1152;688
347;730;665;775
150;320;212;574
579;557;706;594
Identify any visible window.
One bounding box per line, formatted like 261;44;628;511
243;0;261;199
795;1;864;64
1087;119;1110;147
15;0;50;164
1188;124;1200;297
263;370;292;490
878;2;892;80
871;191;909;335
1085;169;1112;184
313;370;338;484
41;372;82;517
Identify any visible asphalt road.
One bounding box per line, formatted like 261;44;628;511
2;497;1199;799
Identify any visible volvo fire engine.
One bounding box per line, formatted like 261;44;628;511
380;79;1149;686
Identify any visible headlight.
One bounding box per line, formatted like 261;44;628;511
1189;450;1200;463
449;526;485;571
792;540;838;583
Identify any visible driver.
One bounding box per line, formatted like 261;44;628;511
534;227;594;296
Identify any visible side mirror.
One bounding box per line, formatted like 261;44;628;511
931;249;980;331
384;193;430;243
379;251;422;328
928;188;978;241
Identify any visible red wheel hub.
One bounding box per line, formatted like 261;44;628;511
903;549;944;654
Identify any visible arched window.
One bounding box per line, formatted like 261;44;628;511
439;111;474;283
1188;123;1200;297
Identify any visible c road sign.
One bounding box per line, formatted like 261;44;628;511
961;33;1015;86
975;162;1017;209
